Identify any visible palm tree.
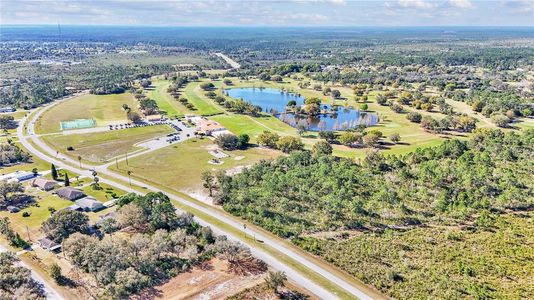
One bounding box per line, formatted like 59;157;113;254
127;171;132;186
77;156;82;168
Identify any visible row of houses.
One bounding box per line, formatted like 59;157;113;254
28;177;106;213
36;186;108;252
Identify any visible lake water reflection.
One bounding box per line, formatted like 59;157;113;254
225;87;378;131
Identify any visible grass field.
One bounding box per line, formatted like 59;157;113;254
216;77;454;158
2;110;29;120
0;188;73;238
35;93;138;134
81;183;126;202
210;113;296;142
184;80;224;115
147;79;189;117
109;138;280;195
41;125;174;163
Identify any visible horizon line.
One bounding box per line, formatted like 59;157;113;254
2;24;534;28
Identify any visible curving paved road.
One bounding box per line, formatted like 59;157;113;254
0;244;63;299
19;96;382;300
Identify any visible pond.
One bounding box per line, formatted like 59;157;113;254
225;87;379;131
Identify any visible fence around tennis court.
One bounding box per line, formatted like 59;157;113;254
60;118;97;130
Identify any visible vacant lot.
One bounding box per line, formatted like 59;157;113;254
109;138;279;196
36;93;138;134
42;125;174;163
139;258;263;300
81;183;126;202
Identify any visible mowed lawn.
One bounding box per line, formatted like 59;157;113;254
224;78;456;158
81;183;127;202
210;113;296;143
147;79;189;117
109;138;280;194
42;125;174;163
184;81;223;115
0;187;73;238
36;93;138;134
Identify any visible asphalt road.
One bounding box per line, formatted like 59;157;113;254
18;95;380;300
0;244;63;299
214;52;241;69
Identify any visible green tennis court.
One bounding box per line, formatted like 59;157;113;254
60;118;97;130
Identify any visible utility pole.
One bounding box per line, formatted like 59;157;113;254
125;152;129;166
115;157;118;169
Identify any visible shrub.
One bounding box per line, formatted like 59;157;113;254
257;131;280;149
318;131;336;142
491;114;511;128
276;136;304;153
407;112;422;123
199;82;215;90
22;212;30;217
390;103;404;113
390;133;401;144
312;141;333;156
66;146;75;151
215;133;240;150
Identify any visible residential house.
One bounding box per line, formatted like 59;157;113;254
0;171;35;182
30;178;57;191
96;212;116;226
75;197;105;212
0;107;15;113
38;238;61;252
55;187;85;200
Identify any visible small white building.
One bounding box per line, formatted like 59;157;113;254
0;107;15;113
0;171;35;182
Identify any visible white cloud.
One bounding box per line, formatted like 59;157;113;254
291;0;346;4
447;0;474;9
1;0;533;26
502;0;534;13
287;13;330;22
397;0;435;9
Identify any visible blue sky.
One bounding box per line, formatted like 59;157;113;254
1;0;533;26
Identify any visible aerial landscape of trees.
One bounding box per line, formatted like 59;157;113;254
0;252;45;299
0;142;30;166
51;192;267;298
218;128;533;298
1;25;533;300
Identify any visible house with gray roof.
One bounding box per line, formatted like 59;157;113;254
55;187;85;200
30;177;57;191
38;238;61;252
75;197;105;212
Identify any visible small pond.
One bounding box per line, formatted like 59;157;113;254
225;87;379;131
